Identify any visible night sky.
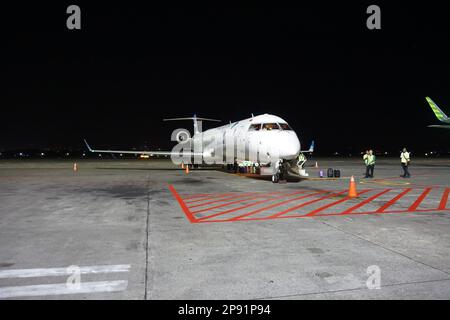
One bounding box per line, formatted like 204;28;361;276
3;2;450;155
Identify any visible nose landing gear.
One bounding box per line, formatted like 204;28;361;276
272;159;286;183
272;173;280;183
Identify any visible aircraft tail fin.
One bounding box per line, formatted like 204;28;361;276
309;140;315;153
301;140;314;153
163;115;221;135
426;97;449;122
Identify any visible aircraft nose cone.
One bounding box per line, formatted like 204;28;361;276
279;136;300;160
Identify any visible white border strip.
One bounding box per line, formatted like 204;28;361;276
0;281;128;299
0;265;130;279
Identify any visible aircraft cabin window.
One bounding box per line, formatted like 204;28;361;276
279;123;293;130
248;123;262;131
262;123;280;131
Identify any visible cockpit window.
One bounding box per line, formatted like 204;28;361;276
262;123;280;131
279;123;293;130
248;123;262;131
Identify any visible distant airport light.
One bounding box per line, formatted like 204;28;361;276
120;154;123;157
98;154;102;157
40;153;45;156
66;153;70;156
82;153;86;157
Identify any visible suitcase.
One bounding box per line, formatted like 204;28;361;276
333;169;341;178
327;168;334;178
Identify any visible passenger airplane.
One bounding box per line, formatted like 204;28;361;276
425;97;450;129
84;114;314;183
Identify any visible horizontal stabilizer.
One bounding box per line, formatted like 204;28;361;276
163;117;221;122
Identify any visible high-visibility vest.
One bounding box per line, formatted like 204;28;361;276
363;154;369;165
401;152;410;164
367;155;376;165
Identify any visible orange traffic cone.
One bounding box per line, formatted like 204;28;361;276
73;163;78;172
185;165;189;174
348;175;358;198
181;162;184;169
315;161;318;168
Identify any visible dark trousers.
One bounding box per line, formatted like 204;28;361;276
365;165;374;177
401;163;410;177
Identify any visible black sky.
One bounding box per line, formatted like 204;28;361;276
3;2;450;154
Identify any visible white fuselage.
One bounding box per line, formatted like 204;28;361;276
191;114;301;165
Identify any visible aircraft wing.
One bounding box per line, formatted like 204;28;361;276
84;140;203;157
427;125;450;129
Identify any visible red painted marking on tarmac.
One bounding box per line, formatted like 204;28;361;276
191;191;281;214
184;193;237;204
197;190;313;222
341;189;392;214
439;188;450;210
227;191;327;221
376;188;412;213
205;206;450;223
180;194;212;200
188;192;260;209
170;186;450;224
312;208;440;218
408;187;432;211
304;190;371;217
265;190;348;219
169;185;196;223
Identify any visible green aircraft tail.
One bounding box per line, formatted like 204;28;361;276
425;97;449;122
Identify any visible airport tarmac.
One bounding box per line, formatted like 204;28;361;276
0;157;450;300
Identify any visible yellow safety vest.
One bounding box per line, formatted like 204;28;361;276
363;154;369;165
401;152;410;164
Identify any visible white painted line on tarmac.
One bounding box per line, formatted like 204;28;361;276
0;280;128;299
0;264;130;279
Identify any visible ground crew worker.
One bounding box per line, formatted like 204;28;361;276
297;152;307;169
365;149;376;178
400;147;411;178
363;150;369;177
